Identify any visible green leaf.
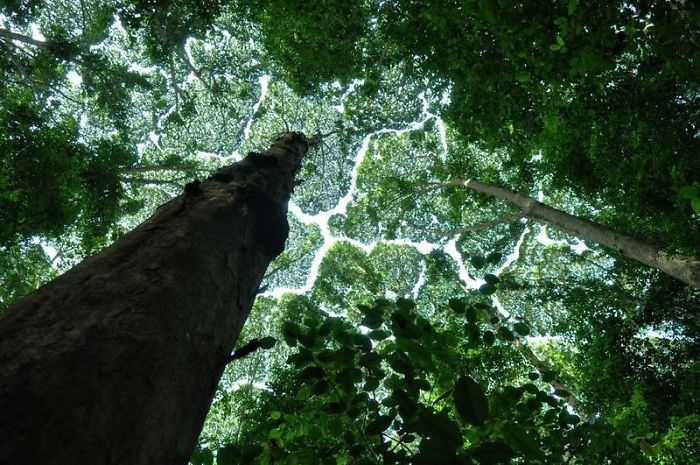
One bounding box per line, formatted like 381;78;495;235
501;423;542;460
497;327;514;341
361;314;384;329
471;255;486;269
556;35;565;46
486;252;502;264
365;415;393;435
454;375;489;426
512;322;530;336
364;378;381;391
483;330;496;345
549;43;561;51
692;197;700;213
414;437;459;464
334;346;356;364
325;401;345;414
215;444;238;465
354;333;373;352
465;322;480;341
463;305;477;323
298;329;318;348
311;380;330;395
190;447;214;465
479;283;497;295
287;349;314;368
368;329;391;340
299;366;324;381
258;336;276;349
317;349;335;363
420;410;463;449
336;367;362;390
678;185;699;199
470;441;515;464
359;352;383;368
282;321;302;338
515;71;530;82
396;297;416;310
560;411;580;425
449;297;467;314
389;354;413;376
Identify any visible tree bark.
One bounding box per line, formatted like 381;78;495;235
449;178;700;289
0;132;309;465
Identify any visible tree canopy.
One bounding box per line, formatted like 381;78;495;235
1;1;699;464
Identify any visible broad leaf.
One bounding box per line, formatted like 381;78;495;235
454;375;489;426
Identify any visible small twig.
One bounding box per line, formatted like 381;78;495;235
431;387;454;405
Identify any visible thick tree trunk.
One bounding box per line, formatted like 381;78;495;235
450;178;700;289
0;132;309;465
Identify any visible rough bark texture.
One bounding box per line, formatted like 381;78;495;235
0;132;309;465
452;178;700;289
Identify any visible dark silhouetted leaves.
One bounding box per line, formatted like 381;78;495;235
501;423;542;460
365;415;393;435
299;366;324;381
454;375;489;426
258;336;276;349
470;441;515;464
449;297;467;314
512;322;530;336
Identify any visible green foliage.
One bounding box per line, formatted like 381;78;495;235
1;1;698;463
0;241;57;310
0;86;137;246
208;297;644;464
236;0;371;93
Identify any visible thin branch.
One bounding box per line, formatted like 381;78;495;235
168;52;183;115
79;0;87;41
119;177;184;189
121;163;204;175
263;247;315;281
413;212;526;238
0;28;53;49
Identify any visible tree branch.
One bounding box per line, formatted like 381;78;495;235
119;177;184;189
0;28;52;49
413;212;526;238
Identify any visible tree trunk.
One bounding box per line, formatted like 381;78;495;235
0;132;309;465
449;178;700;289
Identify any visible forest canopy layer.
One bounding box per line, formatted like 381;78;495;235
1;1;698;464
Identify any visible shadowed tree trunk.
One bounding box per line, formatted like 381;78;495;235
0;132;310;465
447;178;700;289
